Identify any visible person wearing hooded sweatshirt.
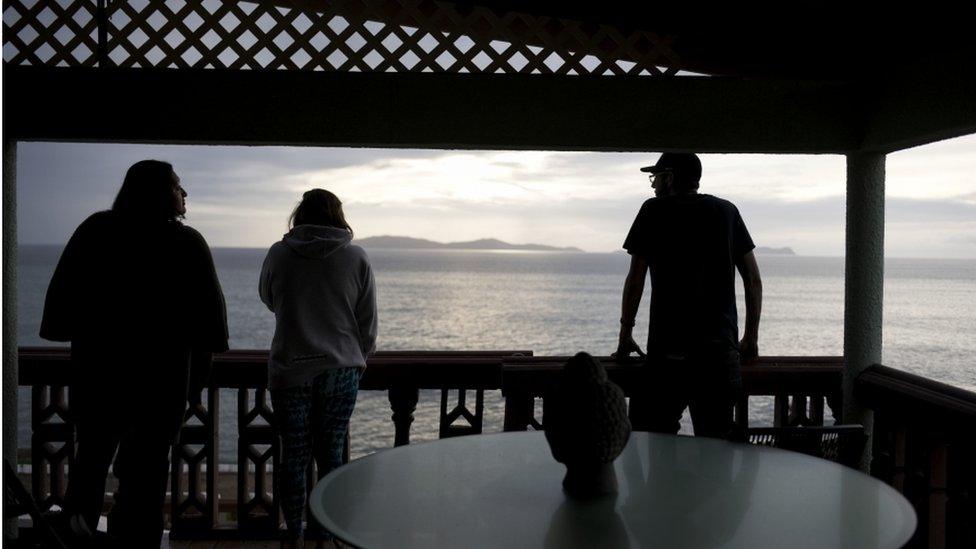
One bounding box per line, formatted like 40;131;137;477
259;188;377;548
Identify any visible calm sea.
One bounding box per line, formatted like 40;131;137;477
16;246;976;460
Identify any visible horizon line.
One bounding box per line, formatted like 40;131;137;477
16;242;976;261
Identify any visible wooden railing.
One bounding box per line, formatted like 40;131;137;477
857;364;976;549
501;355;844;431
19;347;843;540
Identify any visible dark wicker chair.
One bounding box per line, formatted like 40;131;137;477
745;424;868;469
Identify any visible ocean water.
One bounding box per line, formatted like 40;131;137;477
16;246;976;460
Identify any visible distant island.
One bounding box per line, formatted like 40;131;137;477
355;235;583;252
755;246;796;255
353;236;792;255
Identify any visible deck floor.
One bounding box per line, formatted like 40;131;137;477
165;541;281;548
160;531;283;548
165;542;282;548
163;534;343;548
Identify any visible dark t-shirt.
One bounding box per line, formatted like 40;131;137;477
623;193;755;355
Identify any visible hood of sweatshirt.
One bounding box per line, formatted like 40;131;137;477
283;225;353;259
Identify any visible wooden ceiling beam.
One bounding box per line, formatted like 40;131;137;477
858;54;976;153
3;66;860;153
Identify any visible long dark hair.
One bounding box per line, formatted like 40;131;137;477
112;160;180;221
289;189;353;236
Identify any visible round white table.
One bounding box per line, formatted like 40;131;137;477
310;431;915;548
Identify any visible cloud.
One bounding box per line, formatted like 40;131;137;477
885;221;976;259
887;196;976;223
946;232;976;246
958;192;976;205
704;195;976;257
735;195;976;226
887;133;976;199
15;140;976;257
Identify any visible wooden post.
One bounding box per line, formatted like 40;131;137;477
3;139;17;541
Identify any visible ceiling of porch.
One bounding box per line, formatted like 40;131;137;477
3;1;974;153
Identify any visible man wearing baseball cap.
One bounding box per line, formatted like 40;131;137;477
615;152;763;438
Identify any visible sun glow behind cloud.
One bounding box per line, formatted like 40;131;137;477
294;151;641;208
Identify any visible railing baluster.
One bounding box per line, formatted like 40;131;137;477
773;394;789;427
209;388;220;531
503;391;534;432
892;429;909;494
237;386;280;536
169;385;219;539
928;441;949;549
439;389;484;438
31;383;72;512
237;387;249;532
389;387;419;447
30;384;49;509
811;396;825;425
788;395;810;425
734;394;749;429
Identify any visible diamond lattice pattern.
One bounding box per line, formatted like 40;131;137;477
3;0;680;75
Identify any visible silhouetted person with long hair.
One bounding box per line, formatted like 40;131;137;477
616;153;762;438
259;189;377;548
41;160;228;547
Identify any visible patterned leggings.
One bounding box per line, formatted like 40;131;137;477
271;367;360;540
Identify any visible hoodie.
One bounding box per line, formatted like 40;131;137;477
259;225;377;389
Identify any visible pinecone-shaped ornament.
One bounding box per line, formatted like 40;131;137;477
543;352;631;498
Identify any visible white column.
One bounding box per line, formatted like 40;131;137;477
843;151;885;437
2;140;17;540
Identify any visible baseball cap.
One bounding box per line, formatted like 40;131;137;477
640;153;702;183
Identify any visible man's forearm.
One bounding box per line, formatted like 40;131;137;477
620;272;645;332
743;278;762;341
617;255;648;356
735;251;762;345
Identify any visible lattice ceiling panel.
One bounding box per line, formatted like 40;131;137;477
3;0;681;75
3;0;100;66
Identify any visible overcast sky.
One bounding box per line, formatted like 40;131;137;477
15;134;976;257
